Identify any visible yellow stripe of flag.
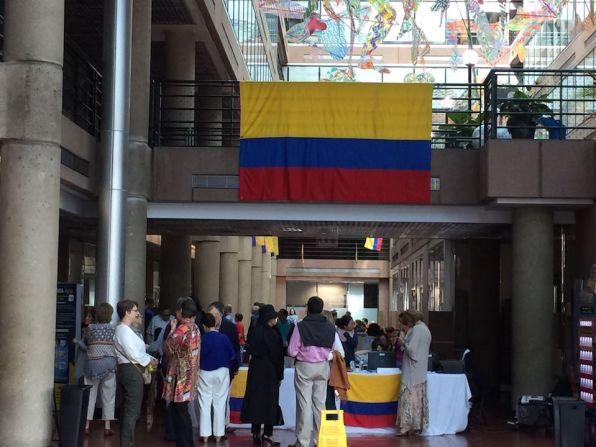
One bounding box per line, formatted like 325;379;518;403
345;373;401;403
230;369;248;398
240;82;431;141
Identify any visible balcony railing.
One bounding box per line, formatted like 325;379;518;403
149;70;596;149
484;69;596;142
150;80;240;147
62;42;102;136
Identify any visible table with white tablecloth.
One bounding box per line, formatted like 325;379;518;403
229;367;471;436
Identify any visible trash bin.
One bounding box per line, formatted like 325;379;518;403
59;384;92;447
552;396;585;447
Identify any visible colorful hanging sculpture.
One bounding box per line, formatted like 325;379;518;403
320;18;349;60
403;72;435;83
498;0;568;63
467;0;505;64
256;0;306;19
360;0;397;70
322;67;357;82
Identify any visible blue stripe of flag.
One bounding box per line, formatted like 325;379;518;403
230;397;243;412
240;137;431;170
340;400;398;416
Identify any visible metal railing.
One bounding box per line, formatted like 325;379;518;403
149;80;240;147
150;70;596;148
62;42;102;136
484;69;596;142
432;83;484;149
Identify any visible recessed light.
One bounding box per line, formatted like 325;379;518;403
281;226;303;232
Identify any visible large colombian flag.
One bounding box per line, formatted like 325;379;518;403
340;373;401;428
229;369;248;424
239;82;432;203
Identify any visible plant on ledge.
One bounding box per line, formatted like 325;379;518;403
438;111;485;149
498;88;553;139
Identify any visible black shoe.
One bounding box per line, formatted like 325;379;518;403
261;436;280;446
252;433;262;445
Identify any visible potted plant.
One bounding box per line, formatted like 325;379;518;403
437;111;485;149
498;88;553;139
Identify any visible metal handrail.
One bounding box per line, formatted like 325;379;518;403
62;41;102;136
150;70;596;148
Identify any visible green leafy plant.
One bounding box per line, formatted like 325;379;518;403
438;111;485;149
497;88;553;138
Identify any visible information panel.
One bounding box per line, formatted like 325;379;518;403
55;283;82;383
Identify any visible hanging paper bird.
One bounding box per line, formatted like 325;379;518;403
430;0;450;13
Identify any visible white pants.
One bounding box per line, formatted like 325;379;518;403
85;372;116;421
198;367;230;437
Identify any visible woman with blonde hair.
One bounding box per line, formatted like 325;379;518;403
395;309;431;436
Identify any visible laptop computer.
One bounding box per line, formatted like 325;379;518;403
367;351;397;370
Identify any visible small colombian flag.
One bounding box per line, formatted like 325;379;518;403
364;237;383;252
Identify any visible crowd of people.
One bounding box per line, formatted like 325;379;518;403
74;296;431;446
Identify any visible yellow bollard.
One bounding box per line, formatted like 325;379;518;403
317;410;347;447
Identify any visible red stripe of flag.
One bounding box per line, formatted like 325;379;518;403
343;412;397;428
240;167;430;203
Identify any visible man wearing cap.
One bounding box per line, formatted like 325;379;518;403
287;296;344;447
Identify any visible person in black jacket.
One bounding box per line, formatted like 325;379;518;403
336;315;358;366
241;304;284;446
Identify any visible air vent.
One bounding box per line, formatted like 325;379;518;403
192;175;239;189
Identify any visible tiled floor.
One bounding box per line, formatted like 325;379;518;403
81;427;556;447
80;410;556;447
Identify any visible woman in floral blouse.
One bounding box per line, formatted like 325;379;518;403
163;297;201;447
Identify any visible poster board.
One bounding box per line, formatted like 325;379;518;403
55;283;82;384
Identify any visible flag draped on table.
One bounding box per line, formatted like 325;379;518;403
340;373;401;428
364;237;383;251
239;82;432;203
229;369;248;423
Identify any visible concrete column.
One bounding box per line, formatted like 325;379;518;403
196;83;223;146
421;248;430;319
378;279;390;313
512;207;554;406
164;30;195;145
194;237;221;309
165;30;195;80
68;239;84;283
124;0;152;314
58;237;84;283
443;240;455;310
238;237;253;322
251;246;264;304
0;1;64;444
219;236;240;313
261;251;272;304
160;235;191;308
146;245;156;302
270;256;277;306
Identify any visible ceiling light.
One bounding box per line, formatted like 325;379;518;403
440;96;454;109
281;226;303;232
462;48;479;66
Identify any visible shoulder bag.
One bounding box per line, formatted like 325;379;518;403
115;345;153;384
